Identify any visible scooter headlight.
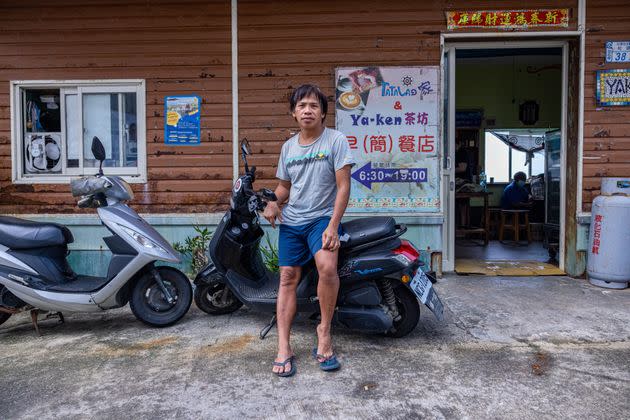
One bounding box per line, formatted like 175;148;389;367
119;225;167;253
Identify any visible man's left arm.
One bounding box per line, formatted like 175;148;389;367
322;165;352;251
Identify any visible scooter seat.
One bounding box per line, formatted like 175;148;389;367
0;216;74;249
340;217;396;249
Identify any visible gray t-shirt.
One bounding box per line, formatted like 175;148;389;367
276;127;355;226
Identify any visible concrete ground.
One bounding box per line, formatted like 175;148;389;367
1;275;628;420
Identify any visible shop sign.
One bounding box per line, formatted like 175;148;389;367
446;9;569;30
606;41;630;63
596;69;630;106
164;95;201;145
335;67;440;213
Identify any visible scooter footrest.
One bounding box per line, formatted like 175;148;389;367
235;281;278;300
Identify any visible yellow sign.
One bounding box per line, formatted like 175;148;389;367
166;111;180;127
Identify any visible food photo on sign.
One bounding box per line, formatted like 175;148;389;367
335;67;384;116
335;66;440;213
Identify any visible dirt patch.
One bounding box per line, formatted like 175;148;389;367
197;334;256;358
95;336;179;357
531;351;552;376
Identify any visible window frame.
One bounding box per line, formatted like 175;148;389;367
10;79;147;184
484;129;548;183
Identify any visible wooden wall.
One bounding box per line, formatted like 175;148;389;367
583;0;630;212
0;0;232;213
0;0;590;215
239;0;578;191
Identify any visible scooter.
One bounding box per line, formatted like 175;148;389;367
0;137;192;333
193;140;443;338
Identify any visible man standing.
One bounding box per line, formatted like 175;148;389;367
263;84;355;377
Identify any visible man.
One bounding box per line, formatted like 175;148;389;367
501;171;532;210
263;84;355;377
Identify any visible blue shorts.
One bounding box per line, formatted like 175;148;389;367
278;216;342;267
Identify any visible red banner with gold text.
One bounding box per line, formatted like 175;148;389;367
446;9;569;30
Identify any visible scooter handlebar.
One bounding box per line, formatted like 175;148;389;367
258;188;277;201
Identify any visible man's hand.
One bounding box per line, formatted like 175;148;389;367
263;201;282;228
322;224;340;251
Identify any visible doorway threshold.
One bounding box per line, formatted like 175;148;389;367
455;259;565;276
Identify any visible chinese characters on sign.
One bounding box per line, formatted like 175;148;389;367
164;95;201;145
596;69;630;106
446;9;569;30
606;41;630;63
336;67;440;212
592;214;604;255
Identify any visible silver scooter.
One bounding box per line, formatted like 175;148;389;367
0;137;192;333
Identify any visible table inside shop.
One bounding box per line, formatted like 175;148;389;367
455;191;492;245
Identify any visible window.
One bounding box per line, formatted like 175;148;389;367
484;130;547;183
11;80;146;183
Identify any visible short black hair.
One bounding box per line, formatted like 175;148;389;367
289;84;328;120
514;171;527;182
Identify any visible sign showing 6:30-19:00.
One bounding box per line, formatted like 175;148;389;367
352;162;427;189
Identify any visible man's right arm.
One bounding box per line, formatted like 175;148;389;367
263;179;290;228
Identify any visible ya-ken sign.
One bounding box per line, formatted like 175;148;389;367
597;69;630;106
336;66;440;213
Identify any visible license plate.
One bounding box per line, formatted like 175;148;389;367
409;270;444;321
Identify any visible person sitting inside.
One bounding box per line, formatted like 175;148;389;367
501;171;532;210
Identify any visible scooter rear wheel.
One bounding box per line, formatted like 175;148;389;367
130;266;192;327
384;282;420;338
194;283;243;315
0;312;11;326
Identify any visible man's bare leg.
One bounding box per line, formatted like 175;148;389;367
273;266;301;374
314;249;340;357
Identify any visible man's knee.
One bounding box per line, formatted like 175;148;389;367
316;259;338;282
279;267;300;288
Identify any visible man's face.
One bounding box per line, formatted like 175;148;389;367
292;94;325;129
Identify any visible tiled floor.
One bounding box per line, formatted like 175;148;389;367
455;239;556;264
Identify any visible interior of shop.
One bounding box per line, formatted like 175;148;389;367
453;48;563;274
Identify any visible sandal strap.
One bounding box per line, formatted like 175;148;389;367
316;353;335;362
272;356;293;367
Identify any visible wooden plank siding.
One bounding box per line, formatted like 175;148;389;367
237;0;579;189
583;0;630;212
0;0;232;213
2;0;593;215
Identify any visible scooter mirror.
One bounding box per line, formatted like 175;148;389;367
240;138;252;174
240;138;252;156
91;136;106;175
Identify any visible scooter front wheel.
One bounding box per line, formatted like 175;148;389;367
194;282;243;315
130;266;192;327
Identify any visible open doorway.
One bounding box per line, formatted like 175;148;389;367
445;46;566;275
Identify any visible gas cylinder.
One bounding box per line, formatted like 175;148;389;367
587;178;630;289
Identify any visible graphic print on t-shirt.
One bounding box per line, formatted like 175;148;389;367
286;150;331;168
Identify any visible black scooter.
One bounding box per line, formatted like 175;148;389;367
193;140;443;338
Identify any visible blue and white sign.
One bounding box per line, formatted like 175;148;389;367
606;41;630;63
164;95;201;145
351;162;428;189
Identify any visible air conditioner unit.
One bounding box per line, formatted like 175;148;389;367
24;133;62;174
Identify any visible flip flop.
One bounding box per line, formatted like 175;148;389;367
311;347;341;372
272;356;296;377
